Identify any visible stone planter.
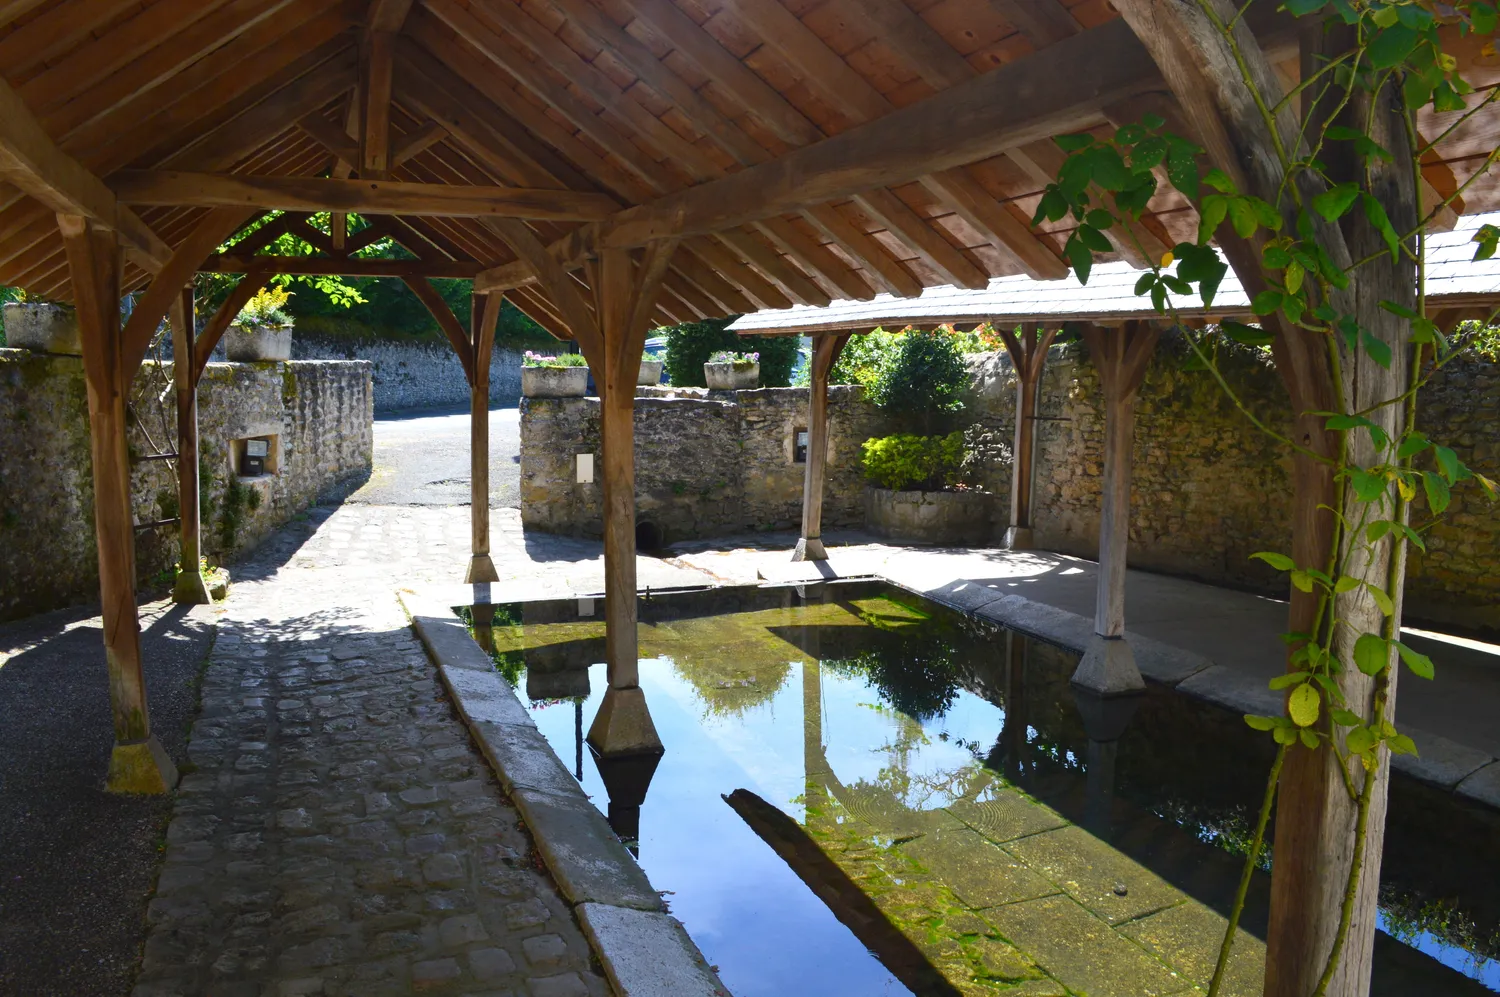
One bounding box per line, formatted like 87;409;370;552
522;365;589;398
865;487;995;546
3;302;81;355
638;358;664;385
225;323;292;361
704;361;759;390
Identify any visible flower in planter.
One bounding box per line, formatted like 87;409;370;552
236;285;293;328
522;350;588;368
707;350;759;368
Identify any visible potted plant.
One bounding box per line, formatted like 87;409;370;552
2;291;80;355
860;428;1000;545
225;285;294;361
522;350;590;397
703;350;759;390
638;347;664;386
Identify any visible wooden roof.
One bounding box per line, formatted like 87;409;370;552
2;0;1499;338
726;212;1500;335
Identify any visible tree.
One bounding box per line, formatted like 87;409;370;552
662;317;800;387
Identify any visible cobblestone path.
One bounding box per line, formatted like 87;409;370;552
134;504;614;997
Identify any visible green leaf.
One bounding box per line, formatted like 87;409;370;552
1244;714;1280;731
1433;81;1467;113
1140;111;1165;129
1389;733;1419;756
1394;641;1435;679
1473;2;1498;34
1252;551;1295;571
1077;224;1113;253
1229;197;1259;238
1089;146;1133;190
1298;728;1320;749
1167;138;1200;200
1198;194;1230;245
1365;582;1395;617
1263;245;1292;269
1366;521;1393;543
1032;188;1069;226
1291;570;1315;593
1380;299;1420;320
1349;468;1387;503
1160;274;1193;295
1085;208;1115;229
1371;4;1400;27
1269;670;1312;691
1114;123;1146;146
1397;431;1431;459
1423;470;1452;514
1363;193;1402;261
1252;290;1284;315
1313;182;1361;221
1353;633;1389;675
1289;684;1321;727
1330;708;1364;727
1433;444;1460;483
1346;726;1376;755
1202;169;1237;194
1134;272;1157;296
1361;329;1393;369
1273;725;1298;745
1367;23;1420;68
1284;0;1327;14
1130;135;1168;170
1222;321;1274;347
1055;133;1095;152
1334;575;1361;594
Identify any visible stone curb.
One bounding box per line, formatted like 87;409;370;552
399;593;730;997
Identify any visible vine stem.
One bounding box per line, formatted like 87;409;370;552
1207;742;1287;997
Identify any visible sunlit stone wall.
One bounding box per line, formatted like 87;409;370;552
0;352;372;621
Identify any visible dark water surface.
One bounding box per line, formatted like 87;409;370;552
466;582;1500;996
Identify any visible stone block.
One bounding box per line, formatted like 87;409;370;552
1003;826;1182;926
3;301;81;354
576;903;726;997
1071;636;1145;696
1456;761;1500;809
225;324;292;362
510;788;661;911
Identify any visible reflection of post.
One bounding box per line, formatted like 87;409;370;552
1072;321;1158;696
803;659;826;816
996;324;1058;551
1000;630;1028;782
793;333;852;562
1071;685;1143;841
575;698;584;781
471;601;495;652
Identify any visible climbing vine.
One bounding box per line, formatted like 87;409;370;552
1031;1;1500;992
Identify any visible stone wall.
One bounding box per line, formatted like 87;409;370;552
519;386;894;542
0;351;373;621
290;336;523;414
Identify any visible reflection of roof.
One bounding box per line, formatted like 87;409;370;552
729;214;1500;336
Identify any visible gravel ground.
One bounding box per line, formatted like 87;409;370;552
348;405;520;508
0;599;217;996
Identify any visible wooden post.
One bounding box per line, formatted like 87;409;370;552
1071;321;1158;695
792;331;851;562
466;293;502;583
580;243;677;757
59;214;178;794
997;323;1058;550
171;286;210;604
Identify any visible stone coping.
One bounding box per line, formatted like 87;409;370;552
399;592;730;997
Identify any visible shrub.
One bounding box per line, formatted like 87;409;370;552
861;432;964;491
828;329;900;389
663;318;799;387
866;329;969;417
522;350;588;367
237;285;293;327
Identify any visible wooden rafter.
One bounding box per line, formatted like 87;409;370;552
201;255;481;278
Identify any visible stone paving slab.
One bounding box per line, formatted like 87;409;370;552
576;904;727;997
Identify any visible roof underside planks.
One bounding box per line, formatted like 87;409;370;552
0;0;1495;339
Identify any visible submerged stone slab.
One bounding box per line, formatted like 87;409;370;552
985;894;1195;997
1118;900;1264;997
577;903;726;997
1003;826;1183;926
946;791;1068;845
900;827;1057;909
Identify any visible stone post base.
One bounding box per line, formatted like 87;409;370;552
172;568;212;605
465;554;499;584
1003;526;1034;550
587;686;664;757
1070;635;1145;696
106;735;179;794
791;537;828;562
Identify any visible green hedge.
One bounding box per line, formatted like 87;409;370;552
662;318;800;387
860;432;964;491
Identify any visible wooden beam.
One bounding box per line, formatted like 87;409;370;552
856;188;989;290
367;0;417;33
201;255;482;278
360;28;396;177
718;227;832;307
391;120;448;168
755;216;875;301
111;171;621;221
487;217;602;361
793;332;852;562
997;324;1058;548
403;275;475;382
169;285;211;605
58;212;178;794
802;203;922;298
988;0;1081;48
921;169;1068;280
297;110;359;166
466;290;502;584
194;274;269;380
0;78;170;272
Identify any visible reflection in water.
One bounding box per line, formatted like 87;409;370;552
471;583;1500;997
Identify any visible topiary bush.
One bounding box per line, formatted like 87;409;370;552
662;318;800;387
860;432;964;491
866;330;969;421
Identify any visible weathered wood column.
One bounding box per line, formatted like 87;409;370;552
792;331;852;562
997;324;1058;550
1070;321;1158;695
466;293;503;584
60;215;178;794
171;286;211;604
